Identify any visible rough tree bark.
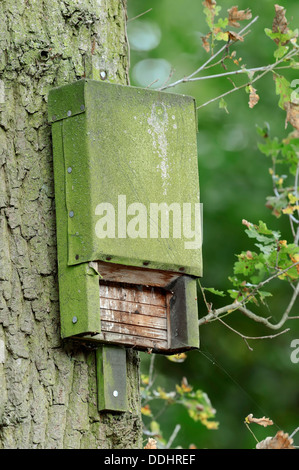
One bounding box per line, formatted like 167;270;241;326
0;0;142;449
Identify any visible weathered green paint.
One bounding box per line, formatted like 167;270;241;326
51;120;101;338
96;346;128;412
48;79;202;276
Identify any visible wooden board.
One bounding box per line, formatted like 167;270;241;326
98;280;171;351
97;261;181;288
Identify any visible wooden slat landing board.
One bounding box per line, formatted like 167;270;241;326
85;331;169;351
99;280;171;350
97;261;181;288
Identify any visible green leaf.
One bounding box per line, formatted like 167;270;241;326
203;287;226;297
264;27;298;47
214;17;228;29
219;97;229;114
274;75;291;110
257;137;281;158
274;45;289;59
258;290;272;302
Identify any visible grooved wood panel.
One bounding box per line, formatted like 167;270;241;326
99;281;171;350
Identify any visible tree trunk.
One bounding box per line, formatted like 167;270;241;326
0;0;142;449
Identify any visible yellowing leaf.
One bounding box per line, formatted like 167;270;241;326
215;30;229;42
288;193;299;204
228;6;252;28
167;353;187;363
176;377;193;394
141;374;150;386
141;405;152;417
282;206;295;214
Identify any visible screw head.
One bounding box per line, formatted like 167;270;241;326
67;110;72;117
67;167;72;173
100;70;107;80
113;390;118;397
69;211;74;218
72;316;78;324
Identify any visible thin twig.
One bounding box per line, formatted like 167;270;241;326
146;354;156;390
215;315;290;351
146;78;159;89
290;427;299;440
127;8;153;23
166;424;181;449
199;263;299;328
159;15;259;91
245;422;260;444
185;64;293;83
196;48;298;109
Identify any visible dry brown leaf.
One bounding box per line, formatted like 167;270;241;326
245;413;274;427
256;430;295;449
228;6;252;28
202;0;217;9
248;86;260;109
284;102;299;130
201;32;211;52
144;438;157;449
227;31;244;42
272;4;289;44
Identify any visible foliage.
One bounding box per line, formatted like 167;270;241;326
141;356;218;449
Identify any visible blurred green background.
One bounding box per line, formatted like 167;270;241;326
127;0;298;449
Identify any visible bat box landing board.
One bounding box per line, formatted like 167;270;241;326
49;79;202;355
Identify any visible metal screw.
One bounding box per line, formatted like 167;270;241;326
67;110;72;117
113;390;118;397
67;167;72;173
69;210;74;218
72;316;78;324
100;70;107;80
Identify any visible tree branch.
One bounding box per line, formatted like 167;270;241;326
196;48;298;109
214;315;290;351
159;15;259;91
199;262;299;330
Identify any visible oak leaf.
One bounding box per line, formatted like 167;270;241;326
256;430;295;449
228;6;252;28
144;438;157;449
245;413;274;427
227;31;244;42
272;4;289;44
